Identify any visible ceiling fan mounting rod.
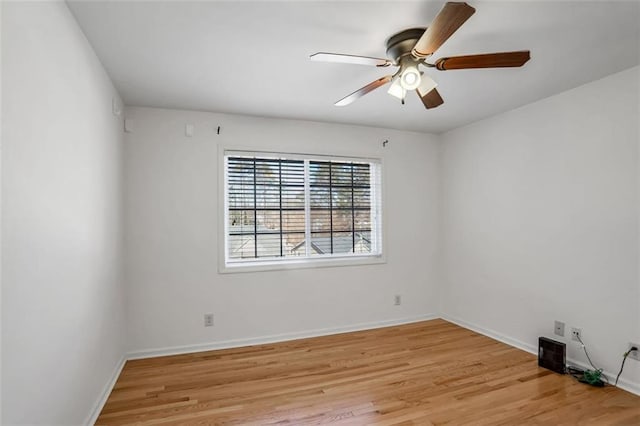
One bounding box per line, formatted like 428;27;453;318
385;28;427;63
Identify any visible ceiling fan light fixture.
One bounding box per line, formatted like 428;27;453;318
400;66;421;90
387;78;406;100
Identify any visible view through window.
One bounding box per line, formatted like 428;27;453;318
225;152;382;266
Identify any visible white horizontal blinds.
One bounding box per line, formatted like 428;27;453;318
309;161;373;256
227;157;306;260
225;152;382;264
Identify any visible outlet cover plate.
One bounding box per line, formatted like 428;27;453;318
571;327;581;342
204;314;214;327
554;321;565;337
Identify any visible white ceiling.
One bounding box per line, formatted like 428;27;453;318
68;1;640;134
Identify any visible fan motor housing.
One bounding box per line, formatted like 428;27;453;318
386;28;426;63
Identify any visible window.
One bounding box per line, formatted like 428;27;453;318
223;151;382;270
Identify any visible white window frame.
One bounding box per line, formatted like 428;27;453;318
218;148;385;273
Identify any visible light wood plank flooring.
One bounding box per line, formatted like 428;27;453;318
97;319;640;425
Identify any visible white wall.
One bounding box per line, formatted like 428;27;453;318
123;107;440;354
2;2;126;424
440;67;640;392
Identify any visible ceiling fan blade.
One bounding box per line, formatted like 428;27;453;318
412;2;476;58
335;75;393;106
435;51;531;70
417;87;444;109
310;52;392;67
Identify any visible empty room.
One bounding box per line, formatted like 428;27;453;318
2;0;640;424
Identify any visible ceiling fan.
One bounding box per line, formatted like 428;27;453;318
310;2;530;110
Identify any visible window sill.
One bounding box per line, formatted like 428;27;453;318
219;254;386;274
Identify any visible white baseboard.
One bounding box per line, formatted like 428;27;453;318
441;314;539;354
441;314;640;396
127;314;438;360
85;355;126;426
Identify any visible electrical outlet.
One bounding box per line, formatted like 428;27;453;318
628;343;640;361
554;320;565;337
394;295;401;306
204;313;214;327
571;327;581;342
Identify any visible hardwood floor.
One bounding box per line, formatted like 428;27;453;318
97;319;640;425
